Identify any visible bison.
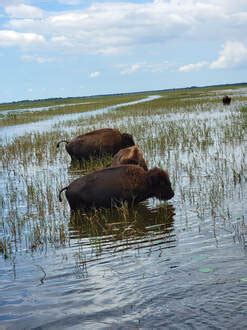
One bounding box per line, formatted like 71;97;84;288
111;146;148;171
222;95;231;105
59;165;174;210
57;128;135;161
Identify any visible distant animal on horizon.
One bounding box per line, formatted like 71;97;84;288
111;146;148;171
56;128;135;161
222;95;231;105
59;165;174;210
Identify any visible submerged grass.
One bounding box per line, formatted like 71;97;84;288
0;85;246;261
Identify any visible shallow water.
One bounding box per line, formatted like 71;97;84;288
0;89;246;329
0;95;160;141
0;101;97;115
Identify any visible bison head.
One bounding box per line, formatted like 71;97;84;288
121;133;135;148
147;168;174;200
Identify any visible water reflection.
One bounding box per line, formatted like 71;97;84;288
69;203;176;256
1;87;246;329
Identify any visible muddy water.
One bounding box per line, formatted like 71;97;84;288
0;91;246;329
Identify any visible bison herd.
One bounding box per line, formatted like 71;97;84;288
58;128;174;211
58;95;232;211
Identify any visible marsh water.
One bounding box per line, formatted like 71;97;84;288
0;88;246;329
0;95;160;141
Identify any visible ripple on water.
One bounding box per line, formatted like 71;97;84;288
0;89;246;329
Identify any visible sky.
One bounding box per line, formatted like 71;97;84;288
0;0;247;102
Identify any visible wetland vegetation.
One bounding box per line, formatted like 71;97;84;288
0;84;246;328
0;94;146;127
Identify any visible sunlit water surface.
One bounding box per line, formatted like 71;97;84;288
0;90;246;329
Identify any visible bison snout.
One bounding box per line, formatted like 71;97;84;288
156;190;174;201
161;189;174;200
167;190;175;199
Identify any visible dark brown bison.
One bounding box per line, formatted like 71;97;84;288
111;146;148;171
57;128;135;161
222;95;231;105
59;165;174;210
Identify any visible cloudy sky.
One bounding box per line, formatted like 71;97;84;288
0;0;247;102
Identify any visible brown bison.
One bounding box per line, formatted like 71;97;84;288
57;128;135;161
111;146;148;171
222;95;231;105
59;165;174;210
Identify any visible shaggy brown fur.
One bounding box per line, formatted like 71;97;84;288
111;146;148;170
56;128;135;161
59;164;174;210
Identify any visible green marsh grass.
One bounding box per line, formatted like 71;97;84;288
0;94;144;126
0;85;246;261
0;93;146;112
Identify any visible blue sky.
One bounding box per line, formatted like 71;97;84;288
0;0;247;102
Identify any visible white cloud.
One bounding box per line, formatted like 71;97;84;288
2;1;247;56
178;61;208;72
178;41;247;72
57;0;82;5
4;4;44;19
119;61;172;75
21;54;57;63
210;41;247;69
0;2;219;53
0;30;45;47
89;71;100;78
120;64;142;75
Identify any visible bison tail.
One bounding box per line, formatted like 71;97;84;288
59;186;68;202
56;140;69;148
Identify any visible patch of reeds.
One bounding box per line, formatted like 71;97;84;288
0;85;246;261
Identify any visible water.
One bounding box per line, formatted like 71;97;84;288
0;101;97;115
0;95;160;141
0;89;246;329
